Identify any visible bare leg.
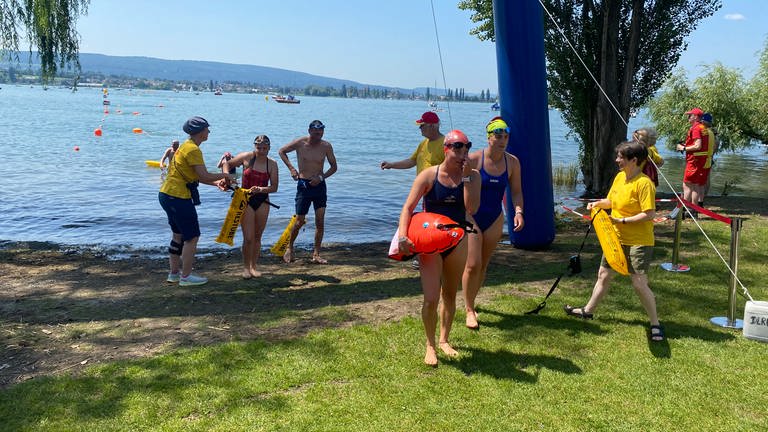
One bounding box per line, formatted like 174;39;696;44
438;238;468;357
284;215;305;263
462;214;503;329
419;252;442;366
250;204;270;276
579;264;614;315
180;236;199;277
311;207;327;263
240;206;257;278
631;273;660;326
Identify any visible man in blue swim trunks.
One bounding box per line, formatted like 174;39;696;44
278;120;338;264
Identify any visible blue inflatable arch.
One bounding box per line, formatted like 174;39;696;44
494;0;555;249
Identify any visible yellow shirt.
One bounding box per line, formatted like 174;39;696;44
607;171;656;246
410;136;445;174
159;139;204;199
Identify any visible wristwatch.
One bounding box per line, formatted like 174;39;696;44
462;176;472;183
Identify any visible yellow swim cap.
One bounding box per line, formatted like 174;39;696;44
486;118;509;135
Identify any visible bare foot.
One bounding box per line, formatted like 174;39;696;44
310;255;328;264
465;310;479;330
438;342;459;357
242;271;252;280
249;269;262;278
424;345;438;367
283;248;294;263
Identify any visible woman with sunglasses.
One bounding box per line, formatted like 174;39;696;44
222;135;279;279
396;130;481;367
461;117;524;330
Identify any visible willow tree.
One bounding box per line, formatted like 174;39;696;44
459;0;720;194
1;0;89;83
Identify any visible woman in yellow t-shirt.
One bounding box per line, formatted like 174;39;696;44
564;141;665;342
158;116;236;287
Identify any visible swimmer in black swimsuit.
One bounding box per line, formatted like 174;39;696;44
396;130;481;367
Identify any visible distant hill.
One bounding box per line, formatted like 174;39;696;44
3;51;428;94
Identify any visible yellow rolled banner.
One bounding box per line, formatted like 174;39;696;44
591;207;629;275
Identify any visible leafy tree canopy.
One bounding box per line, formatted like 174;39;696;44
459;0;721;194
648;39;768;151
0;0;89;83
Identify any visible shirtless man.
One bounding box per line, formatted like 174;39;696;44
160;139;180;168
278;120;338;264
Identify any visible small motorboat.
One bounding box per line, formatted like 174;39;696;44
273;95;300;104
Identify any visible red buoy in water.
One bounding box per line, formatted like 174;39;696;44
74;146;80;151
94;128;102;137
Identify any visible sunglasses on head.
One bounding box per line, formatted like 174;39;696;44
445;141;472;150
309;124;325;130
488;127;510;135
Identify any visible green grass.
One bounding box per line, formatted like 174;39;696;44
2;216;767;431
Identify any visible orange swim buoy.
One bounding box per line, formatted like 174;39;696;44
388;212;471;261
132;128;143;134
94;128;102;137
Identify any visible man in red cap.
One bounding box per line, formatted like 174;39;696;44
675;107;710;217
380;111;445;174
380;111;446;270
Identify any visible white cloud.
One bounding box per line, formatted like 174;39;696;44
724;13;746;21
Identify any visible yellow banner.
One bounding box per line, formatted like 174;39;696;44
215;188;249;246
270;215;297;257
591;208;629;275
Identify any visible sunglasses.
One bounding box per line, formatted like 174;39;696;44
309;124;325;130
488;127;510;135
445;142;472;150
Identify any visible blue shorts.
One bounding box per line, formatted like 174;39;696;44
295;179;327;215
158;192;201;241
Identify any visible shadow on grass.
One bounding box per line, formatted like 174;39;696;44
478;306;608;336
0;338;327;429
445;347;582;382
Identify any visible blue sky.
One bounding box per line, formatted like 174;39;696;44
74;1;767;92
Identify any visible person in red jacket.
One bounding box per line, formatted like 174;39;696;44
675;107;710;218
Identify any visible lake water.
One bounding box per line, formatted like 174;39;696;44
0;85;765;255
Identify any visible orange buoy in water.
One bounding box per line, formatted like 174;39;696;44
74;146;80;151
132;111;140;115
132;128;143;134
94;128;103;137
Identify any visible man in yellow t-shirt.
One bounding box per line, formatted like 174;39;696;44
380;111;445;174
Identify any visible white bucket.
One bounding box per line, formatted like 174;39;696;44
743;301;768;343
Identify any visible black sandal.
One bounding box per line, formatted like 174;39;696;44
650;325;665;342
563;304;594;319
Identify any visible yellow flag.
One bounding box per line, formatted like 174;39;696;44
216;188;249;246
270;215;297;256
591;208;629;275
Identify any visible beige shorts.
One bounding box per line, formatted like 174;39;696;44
601;245;653;274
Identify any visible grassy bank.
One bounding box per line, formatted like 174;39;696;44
1;197;766;431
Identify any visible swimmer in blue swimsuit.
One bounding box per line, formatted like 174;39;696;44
462;117;525;330
396;130;481;367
